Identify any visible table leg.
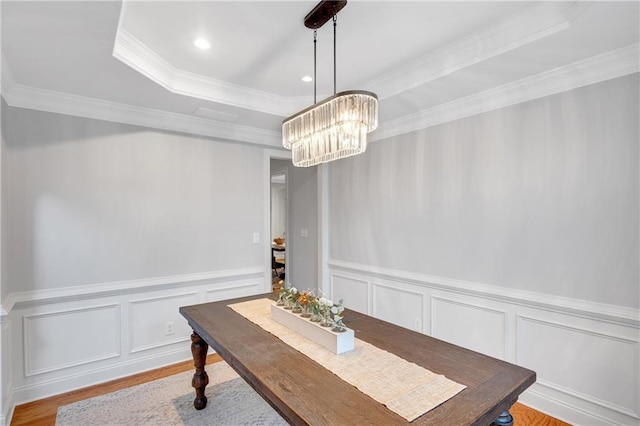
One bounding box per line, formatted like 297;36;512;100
491;410;514;426
190;331;209;410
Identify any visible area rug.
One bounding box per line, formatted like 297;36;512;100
56;361;287;425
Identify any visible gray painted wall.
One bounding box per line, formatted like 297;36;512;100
4;106;265;294
329;74;639;308
288;165;318;290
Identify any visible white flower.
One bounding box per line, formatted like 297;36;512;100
290;287;298;294
327;300;334;307
319;297;327;305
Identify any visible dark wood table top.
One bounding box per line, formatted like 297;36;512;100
180;293;535;425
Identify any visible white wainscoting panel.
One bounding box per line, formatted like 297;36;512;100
129;292;199;353
373;283;424;332
517;315;639;423
330;274;369;314
4;268;266;424
327;260;640;426
432;297;507;360
23;304;120;376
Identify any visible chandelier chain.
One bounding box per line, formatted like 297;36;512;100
333;14;337;95
313;29;317;103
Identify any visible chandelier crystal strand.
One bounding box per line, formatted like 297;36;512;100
284;91;378;167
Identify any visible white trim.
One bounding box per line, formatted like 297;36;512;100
534;379;640;421
205;282;261;297
3;44;637;148
371;43;640;142
522;385;619;426
112;27;305;117
362;2;584;100
264;148;292;293
2;267;264;314
112;3;584;112
1;393;13;426
317;164;330;296
328;259;640;328
23;304;121;377
431;295;509;358
2;83;282;148
330;273;369;308
329;261;639;425
523;381;640;425
128;292;198;354
9;345;192;407
5;274;262;412
0;54;15;98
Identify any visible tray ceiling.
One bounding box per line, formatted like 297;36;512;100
2;1;638;147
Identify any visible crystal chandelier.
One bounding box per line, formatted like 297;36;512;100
282;0;378;167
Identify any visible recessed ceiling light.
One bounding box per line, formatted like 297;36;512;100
302;75;313;82
193;38;211;50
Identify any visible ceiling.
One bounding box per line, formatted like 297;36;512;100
1;1;638;148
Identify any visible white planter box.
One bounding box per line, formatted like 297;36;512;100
270;304;355;354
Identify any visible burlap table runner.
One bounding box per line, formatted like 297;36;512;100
228;298;466;422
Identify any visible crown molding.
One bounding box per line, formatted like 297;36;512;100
0;305;8;321
3;41;636;149
362;2;588;100
372;43;640;142
0;54;16;98
112;3;587;113
112;28;305;117
3;83;282;148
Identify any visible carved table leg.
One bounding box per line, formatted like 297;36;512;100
190;331;209;410
492;410;514;426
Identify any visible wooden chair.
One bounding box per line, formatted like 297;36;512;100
272;247;285;279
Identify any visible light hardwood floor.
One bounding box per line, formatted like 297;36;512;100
11;354;569;426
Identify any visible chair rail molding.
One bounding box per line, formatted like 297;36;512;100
2;266;264;314
328;260;639;327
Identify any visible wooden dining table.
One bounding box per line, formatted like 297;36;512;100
180;293;535;425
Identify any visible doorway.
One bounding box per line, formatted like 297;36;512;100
270;159;290;291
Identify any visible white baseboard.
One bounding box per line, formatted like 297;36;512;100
1;393;13;426
328;260;640;426
1;267;266;424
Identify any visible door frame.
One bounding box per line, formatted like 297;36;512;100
263;149;291;293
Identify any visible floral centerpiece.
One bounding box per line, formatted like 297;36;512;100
276;288;349;332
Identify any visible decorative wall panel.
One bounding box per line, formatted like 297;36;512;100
23;304;120;376
129;293;198;353
373;283;424;332
432;297;507;360
517;315;639;419
330;274;369;314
